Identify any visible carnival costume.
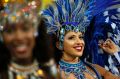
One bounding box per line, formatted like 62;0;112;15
41;0;104;79
85;0;120;76
0;0;56;79
0;0;40;41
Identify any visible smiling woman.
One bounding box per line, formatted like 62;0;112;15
3;22;35;61
62;32;85;62
42;0;120;79
0;0;58;79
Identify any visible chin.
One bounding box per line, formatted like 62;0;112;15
72;54;82;58
14;53;32;60
77;54;83;57
75;52;83;57
15;56;31;61
16;56;29;59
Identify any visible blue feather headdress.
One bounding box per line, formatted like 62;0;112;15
41;0;90;48
87;0;120;20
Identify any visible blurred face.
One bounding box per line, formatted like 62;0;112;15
63;31;85;59
2;22;35;60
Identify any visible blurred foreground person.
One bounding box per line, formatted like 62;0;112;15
0;0;58;79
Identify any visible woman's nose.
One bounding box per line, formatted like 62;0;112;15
15;30;24;40
76;37;84;44
76;38;81;43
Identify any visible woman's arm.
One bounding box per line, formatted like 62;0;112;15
93;64;120;79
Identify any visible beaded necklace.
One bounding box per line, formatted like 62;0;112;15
8;60;44;79
59;59;98;79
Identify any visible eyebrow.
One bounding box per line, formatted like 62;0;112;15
4;24;15;30
78;34;82;36
68;34;83;37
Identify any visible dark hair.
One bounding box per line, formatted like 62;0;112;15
0;17;53;72
81;17;97;62
49;34;62;65
33;17;53;63
0;1;4;11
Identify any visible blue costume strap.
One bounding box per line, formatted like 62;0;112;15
83;61;102;79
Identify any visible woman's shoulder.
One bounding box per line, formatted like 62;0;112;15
92;64;107;74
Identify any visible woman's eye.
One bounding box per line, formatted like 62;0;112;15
68;36;74;40
79;36;84;39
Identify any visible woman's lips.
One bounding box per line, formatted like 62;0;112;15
73;46;83;51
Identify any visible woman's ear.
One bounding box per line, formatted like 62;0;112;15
56;41;59;49
33;26;38;37
56;41;63;50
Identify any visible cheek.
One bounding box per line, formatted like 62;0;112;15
26;31;34;48
27;32;35;46
27;32;34;39
63;41;74;51
82;40;85;46
2;34;14;45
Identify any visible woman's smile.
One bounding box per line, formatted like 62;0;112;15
12;43;28;54
73;45;83;52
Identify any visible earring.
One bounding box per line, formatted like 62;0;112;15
59;41;63;50
0;34;3;42
0;26;4;42
34;31;38;37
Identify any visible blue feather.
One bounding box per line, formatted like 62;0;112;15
87;0;120;20
42;0;90;34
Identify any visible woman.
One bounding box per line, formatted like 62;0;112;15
42;0;120;79
0;0;58;79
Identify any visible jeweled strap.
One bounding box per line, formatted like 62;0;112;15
83;61;102;79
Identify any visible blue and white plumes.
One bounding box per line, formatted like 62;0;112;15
41;0;90;36
87;0;120;20
85;8;120;76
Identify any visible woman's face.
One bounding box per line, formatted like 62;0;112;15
2;22;35;60
63;31;85;58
